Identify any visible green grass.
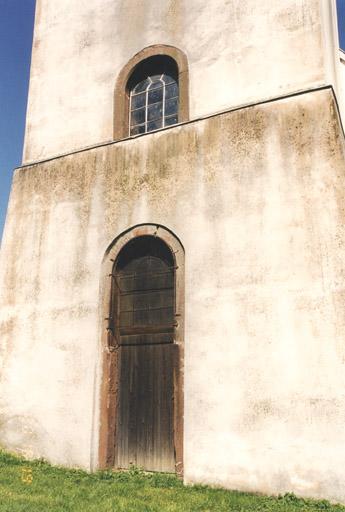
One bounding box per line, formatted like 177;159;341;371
0;450;344;512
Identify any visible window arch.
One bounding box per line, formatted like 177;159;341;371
129;63;179;135
114;45;189;140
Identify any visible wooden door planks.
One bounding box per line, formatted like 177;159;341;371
116;344;177;472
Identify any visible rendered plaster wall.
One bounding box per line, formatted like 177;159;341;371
338;52;345;110
2;88;345;502
23;0;337;162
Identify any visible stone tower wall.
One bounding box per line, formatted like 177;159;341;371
23;0;340;162
2;89;345;503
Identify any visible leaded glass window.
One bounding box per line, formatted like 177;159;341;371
129;74;179;136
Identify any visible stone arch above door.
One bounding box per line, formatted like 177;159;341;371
98;224;184;476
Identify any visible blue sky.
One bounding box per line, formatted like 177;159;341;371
339;0;345;49
0;0;35;240
0;1;344;242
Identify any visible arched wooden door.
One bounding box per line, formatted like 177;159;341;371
112;236;177;472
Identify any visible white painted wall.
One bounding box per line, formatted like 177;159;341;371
3;0;345;504
3;88;345;503
338;50;345;115
23;0;339;163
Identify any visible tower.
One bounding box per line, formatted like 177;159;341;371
1;0;345;503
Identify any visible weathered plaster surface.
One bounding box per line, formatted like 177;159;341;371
23;0;331;162
2;88;345;502
338;51;345;114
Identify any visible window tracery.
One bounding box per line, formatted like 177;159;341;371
129;73;179;135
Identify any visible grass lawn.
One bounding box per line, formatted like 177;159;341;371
0;450;344;512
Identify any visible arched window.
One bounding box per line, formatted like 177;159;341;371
129;72;178;136
127;55;179;136
114;45;189;140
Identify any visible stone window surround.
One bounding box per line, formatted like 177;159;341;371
113;45;189;140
